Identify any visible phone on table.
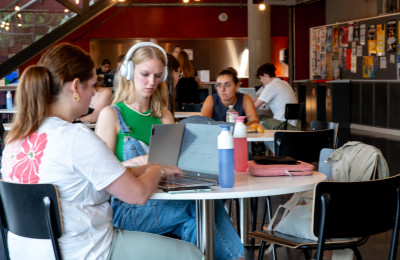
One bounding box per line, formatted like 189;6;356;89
162;186;212;194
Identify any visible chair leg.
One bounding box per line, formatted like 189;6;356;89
258;241;266;260
352;247;363;260
250;197;258;249
260;196;272;231
234;199;240;237
302;248;313;260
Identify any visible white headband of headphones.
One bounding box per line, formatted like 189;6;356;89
120;42;168;81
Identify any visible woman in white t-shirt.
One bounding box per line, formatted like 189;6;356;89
0;43;203;260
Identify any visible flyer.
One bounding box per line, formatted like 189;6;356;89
351;55;357;73
353;23;360;42
320;27;327;54
339;26;349;47
397;63;400;80
332;26;339;53
357;45;363;57
348;23;354;42
387;19;397;52
363;56;374;78
326;26;332;53
360;24;366;45
368;25;377;55
380;56;387;69
346;48;352;70
376;24;385;56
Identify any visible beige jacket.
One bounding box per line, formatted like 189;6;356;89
328;141;389;181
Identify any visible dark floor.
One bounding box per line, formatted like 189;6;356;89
244;127;400;260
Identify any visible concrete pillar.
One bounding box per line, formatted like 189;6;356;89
247;0;271;88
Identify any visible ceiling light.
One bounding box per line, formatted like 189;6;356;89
75;0;79;4
64;9;69;13
18;23;22;27
183;0;189;3
15;6;20;11
259;3;266;11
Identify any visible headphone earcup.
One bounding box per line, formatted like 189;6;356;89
162;66;168;82
125;60;134;81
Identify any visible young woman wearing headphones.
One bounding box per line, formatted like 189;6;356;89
96;42;244;260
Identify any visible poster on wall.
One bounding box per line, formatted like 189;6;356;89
339;26;349;47
376;24;385;56
326;26;332;53
387;20;397;52
353;23;360;42
397;21;400;62
351;55;357;73
368;25;377;55
320;27;327;54
380;56;387;69
397;63;400;80
332;26;339;52
326;53;333;79
363;56;375;78
346;48;352;70
348;23;354;42
320;53;327;79
360;24;366;45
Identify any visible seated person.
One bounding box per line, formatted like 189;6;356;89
78;86;113;123
96;42;244;260
254;63;301;130
200;68;259;125
1;42;201;260
175;51;200;110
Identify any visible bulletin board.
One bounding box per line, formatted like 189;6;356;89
310;12;400;80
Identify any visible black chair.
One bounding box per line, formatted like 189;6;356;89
310;120;340;149
0;180;63;260
181;103;203;112
250;173;400;260
284;102;305;130
274;129;334;163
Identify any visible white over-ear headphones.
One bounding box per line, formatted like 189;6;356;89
120;42;168;81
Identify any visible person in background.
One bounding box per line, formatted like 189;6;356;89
254;63;300;130
111;54;126;74
0;42;202;260
175;50;200;110
96;42;244;260
201;68;259;125
166;53;181;116
172;44;182;58
96;58;112;75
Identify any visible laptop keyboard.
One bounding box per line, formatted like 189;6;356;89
159;175;217;187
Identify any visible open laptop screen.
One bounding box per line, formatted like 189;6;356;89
177;123;220;175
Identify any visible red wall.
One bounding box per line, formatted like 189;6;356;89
21;2;325;80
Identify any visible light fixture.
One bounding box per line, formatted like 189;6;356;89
15;6;20;11
75;0;79;4
259;3;266;11
18;23;22;27
17;13;21;19
64;9;69;13
183;0;189;3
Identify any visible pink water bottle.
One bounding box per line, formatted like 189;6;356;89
233;116;248;172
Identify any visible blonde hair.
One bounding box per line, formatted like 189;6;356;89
177;50;195;78
7;43;94;143
113;45;168;118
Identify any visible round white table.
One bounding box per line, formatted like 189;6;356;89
152;171;326;260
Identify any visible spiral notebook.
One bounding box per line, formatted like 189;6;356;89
148;123;221;188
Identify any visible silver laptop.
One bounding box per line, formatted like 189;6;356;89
148;123;221;188
238;87;256;99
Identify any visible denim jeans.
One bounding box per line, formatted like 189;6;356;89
111;197;244;260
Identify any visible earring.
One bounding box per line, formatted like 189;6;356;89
74;93;80;103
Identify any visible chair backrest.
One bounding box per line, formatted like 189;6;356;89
313;174;400;259
0;180;63;260
274;129;334;163
284;102;305;130
318;148;335;181
181;103;203;112
310;120;340;148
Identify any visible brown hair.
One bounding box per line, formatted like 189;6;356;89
113;45;168;118
166;53;180;114
7;43;94;142
177;50;195;78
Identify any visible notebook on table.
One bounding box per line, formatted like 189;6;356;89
148;123;222;189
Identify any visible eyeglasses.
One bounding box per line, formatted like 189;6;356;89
214;82;233;89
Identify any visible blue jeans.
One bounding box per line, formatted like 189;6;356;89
111;197;244;260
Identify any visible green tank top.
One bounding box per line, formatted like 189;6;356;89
114;102;161;161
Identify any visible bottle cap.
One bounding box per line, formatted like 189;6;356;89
228;105;233;109
219;124;231;131
235;116;246;123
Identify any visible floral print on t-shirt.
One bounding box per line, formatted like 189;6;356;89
6;132;48;184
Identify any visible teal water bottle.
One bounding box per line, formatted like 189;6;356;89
218;124;234;188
